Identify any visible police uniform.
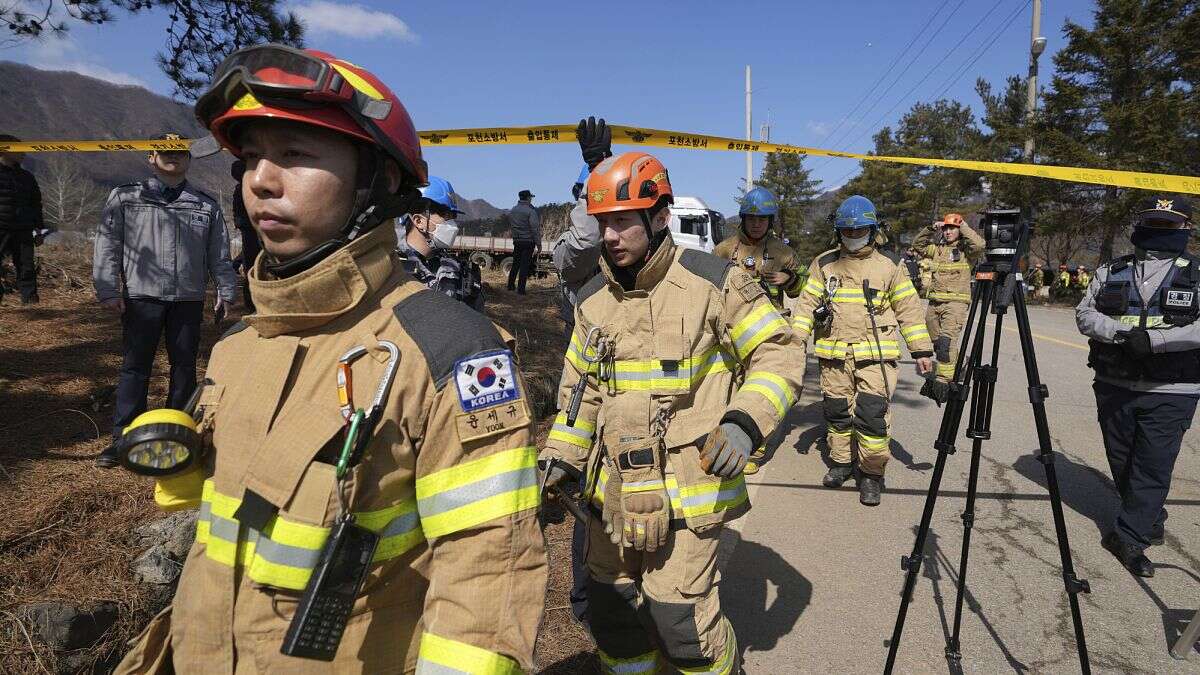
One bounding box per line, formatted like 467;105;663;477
713;231;804;311
794;245;933;482
399;243;484;312
117;225;547;673
1076;196;1200;576
541;235;804;674
912;222;985;382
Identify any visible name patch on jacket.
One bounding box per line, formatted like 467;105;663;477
1166;289;1195;309
455;349;521;412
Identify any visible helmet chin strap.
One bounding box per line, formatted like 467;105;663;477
263;147;398;278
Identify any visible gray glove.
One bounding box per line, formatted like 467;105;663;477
699;422;753;477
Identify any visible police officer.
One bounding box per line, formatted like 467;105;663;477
1077;195;1200;578
541;151;804;674
714;186;805;312
116;45;546;672
912;212;985;402
398;175;483;311
93;132;237;468
793;195;934;505
0;135;45;304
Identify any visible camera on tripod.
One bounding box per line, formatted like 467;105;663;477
979;207;1029;269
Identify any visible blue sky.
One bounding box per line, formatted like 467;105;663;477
6;0;1099;215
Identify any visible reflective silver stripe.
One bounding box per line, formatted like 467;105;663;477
252;532;323;569
380;510;421;539
415;661;470;675
550;423;593;441
743;375;791;407
417;466;538;518
208;512;240;543
622;479;665;490
681;486;745;509
733;312;783;353
602;655;658;674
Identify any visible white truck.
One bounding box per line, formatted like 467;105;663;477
667;196;727;254
452;234;557;276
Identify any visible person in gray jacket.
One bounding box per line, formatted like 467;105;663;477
506;189;541;294
92;133;237;468
553;164;601;334
1076;195;1199;578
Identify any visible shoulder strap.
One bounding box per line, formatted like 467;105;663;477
817;249;840;269
393;289;506;388
577;272;607;305
678;248;734;289
218;320;248;341
1109;254;1136;274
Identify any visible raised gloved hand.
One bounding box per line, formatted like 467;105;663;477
577;116;612;170
699;422;753;477
1116;328;1153;359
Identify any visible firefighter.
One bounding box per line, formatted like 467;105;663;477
398;175;484;311
1028;261;1047;301
793;195;934;506
540;151;804;674
1075;265;1091;291
714;185;805;475
1055;263;1072;300
116;45;546;673
714;186;804;312
912;212;985;402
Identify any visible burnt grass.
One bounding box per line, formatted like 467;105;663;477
0;250;595;673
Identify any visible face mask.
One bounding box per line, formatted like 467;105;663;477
1130;225;1190;254
428;219;459;250
842;232;871;252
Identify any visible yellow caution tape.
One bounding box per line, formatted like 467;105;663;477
4;123;1199;195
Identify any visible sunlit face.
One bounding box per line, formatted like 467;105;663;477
149;150;191;178
597;209;669;267
743;214;771;240
237;120;361;261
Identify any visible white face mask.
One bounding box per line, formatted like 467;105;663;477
428;219;459;250
842;232;871;251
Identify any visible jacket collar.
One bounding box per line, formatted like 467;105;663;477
142;176;189;204
244;225;398;337
599;233;678;294
841;242;876;260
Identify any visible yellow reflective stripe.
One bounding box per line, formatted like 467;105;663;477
731;303;788;359
676;474;748;518
416;447;540;538
784;271;804;294
565;330;599;369
739;371;796;419
607;346;736;392
814;339;849;359
851;340;901;359
827;427;852;437
1117;315;1166;327
415;632;522;675
929;291;970;302
548;412;595;449
592;464;609;507
599;648;659;675
793;315;814;331
900;323;929;339
936;362;957;377
856;431;890;451
802;277;824;296
890;284;918;301
677;619;737;675
932;262;971;271
831;288;867;304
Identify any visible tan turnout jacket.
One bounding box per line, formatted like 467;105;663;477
912;223;985;303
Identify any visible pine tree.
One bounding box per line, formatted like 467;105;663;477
755;152;823;257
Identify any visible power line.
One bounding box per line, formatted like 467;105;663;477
817;0;971;158
930;0;1035;102
815;0;954;148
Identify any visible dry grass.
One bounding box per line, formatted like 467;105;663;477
0;251;595;673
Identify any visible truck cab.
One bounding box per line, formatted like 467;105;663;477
668;196;725;254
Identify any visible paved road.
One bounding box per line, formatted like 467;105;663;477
721;304;1200;674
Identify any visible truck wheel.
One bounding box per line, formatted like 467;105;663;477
469;252;492;269
499;257;514;276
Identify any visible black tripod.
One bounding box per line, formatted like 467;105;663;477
884;261;1091;674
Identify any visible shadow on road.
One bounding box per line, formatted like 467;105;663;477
719;530;811;657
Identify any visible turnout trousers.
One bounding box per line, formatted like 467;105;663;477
586;521;737;675
926;299;968;383
1093;380;1199;551
819;356;899;477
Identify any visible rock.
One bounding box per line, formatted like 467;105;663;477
130;510;197;558
17;601;118;652
131;545;183;585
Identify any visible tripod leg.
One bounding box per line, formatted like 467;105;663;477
885;279;995;674
1012;289;1092;674
946;303;1005;664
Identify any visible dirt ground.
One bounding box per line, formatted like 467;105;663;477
0;248;594;673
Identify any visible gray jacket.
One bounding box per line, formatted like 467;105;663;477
1076;249;1200;394
509;200;541;242
93;177;237;303
552;198;601;328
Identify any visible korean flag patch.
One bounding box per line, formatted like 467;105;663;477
454;349;521;412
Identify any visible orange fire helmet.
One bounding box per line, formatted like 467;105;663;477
942;213;966;227
585;152;674;225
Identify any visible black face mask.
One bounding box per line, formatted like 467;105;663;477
1131;225;1191;254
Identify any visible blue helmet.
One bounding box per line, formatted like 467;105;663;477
419;175;464;215
834;195;878;230
740;186;779;217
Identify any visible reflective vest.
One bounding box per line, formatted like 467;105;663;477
1088;253;1200;382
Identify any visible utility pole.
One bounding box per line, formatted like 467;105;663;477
745;65;752;190
1024;0;1046;161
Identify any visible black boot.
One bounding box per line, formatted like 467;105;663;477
858;472;883;506
95;441;121;469
1149;523;1165;546
822;463;854;488
1101;532;1154;578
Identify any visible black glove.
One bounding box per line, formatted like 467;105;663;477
1116;328;1153;359
577;116;612;170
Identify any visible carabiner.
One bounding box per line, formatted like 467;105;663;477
335;340;402;470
